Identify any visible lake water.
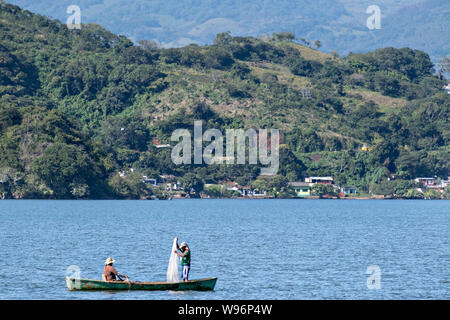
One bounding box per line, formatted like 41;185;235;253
0;199;448;300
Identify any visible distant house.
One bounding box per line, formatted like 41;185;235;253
414;178;436;186
444;84;450;94
152;137;172;149
300;88;313;99
426;185;445;193
166;182;178;191
361;144;372;151
160;175;177;182
425;177;450;193
305;176;334;185
118;168;137;177
225;182;240;193
119;168;135;177
119;171;127;177
142;176;157;186
225;184;247;196
240;186;251;196
251;189;266;197
341;186;357;196
221;181;266;197
154;144;172;149
288;182;311;197
158;175;179;191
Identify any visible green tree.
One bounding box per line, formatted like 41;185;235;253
272;31;295;42
204;185;238;198
0;104;21;133
424;189;442;200
438;56;450;79
443;186;450;199
405;189;424;199
31;143;93;198
99;115;150;151
311;184;336;198
214;32;233;46
108;170;153;199
370;179;414;198
179;173;204;198
251;178;268;193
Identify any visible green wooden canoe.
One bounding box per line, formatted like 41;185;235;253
66;277;217;291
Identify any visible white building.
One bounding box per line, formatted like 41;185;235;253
142;176;157;186
304;176;334;185
154;144;172;149
444;84;450;94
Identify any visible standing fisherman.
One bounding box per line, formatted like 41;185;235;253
174;239;191;281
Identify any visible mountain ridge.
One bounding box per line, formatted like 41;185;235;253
6;0;449;62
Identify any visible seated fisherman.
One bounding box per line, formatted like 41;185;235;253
103;257;128;281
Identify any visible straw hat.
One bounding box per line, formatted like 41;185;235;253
104;257;115;265
180;242;188;249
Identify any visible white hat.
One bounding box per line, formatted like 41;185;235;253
104;257;115;265
180;242;188;249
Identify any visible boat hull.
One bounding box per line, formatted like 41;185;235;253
66;277;217;291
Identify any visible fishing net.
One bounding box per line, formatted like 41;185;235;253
166;237;179;282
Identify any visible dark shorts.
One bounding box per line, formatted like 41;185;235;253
181;265;190;280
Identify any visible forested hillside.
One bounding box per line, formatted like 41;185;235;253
0;2;449;199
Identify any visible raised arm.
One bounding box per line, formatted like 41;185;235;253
175;237;180;251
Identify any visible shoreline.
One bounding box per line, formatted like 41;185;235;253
0;197;447;200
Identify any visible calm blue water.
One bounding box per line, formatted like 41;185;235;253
0;199;448;300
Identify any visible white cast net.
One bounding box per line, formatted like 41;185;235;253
166;237;179;282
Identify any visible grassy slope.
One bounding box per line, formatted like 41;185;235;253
148;41;407;137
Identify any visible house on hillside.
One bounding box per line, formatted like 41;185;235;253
154;144;172;149
240;186;251;196
152;138;172;149
441;178;450;188
142;176;157;186
414;177;436;186
160;175;177;182
444;84;450;94
251;189;267;197
426;185;445;193
288;182;311;197
159;175;179;191
424;178;450;193
224;181;239;192
119;171;127;177
289;182;311;197
305;176;334;184
165;182;178;191
221;181;267;197
223;182;250;196
340;186;357;196
413;177;450;193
